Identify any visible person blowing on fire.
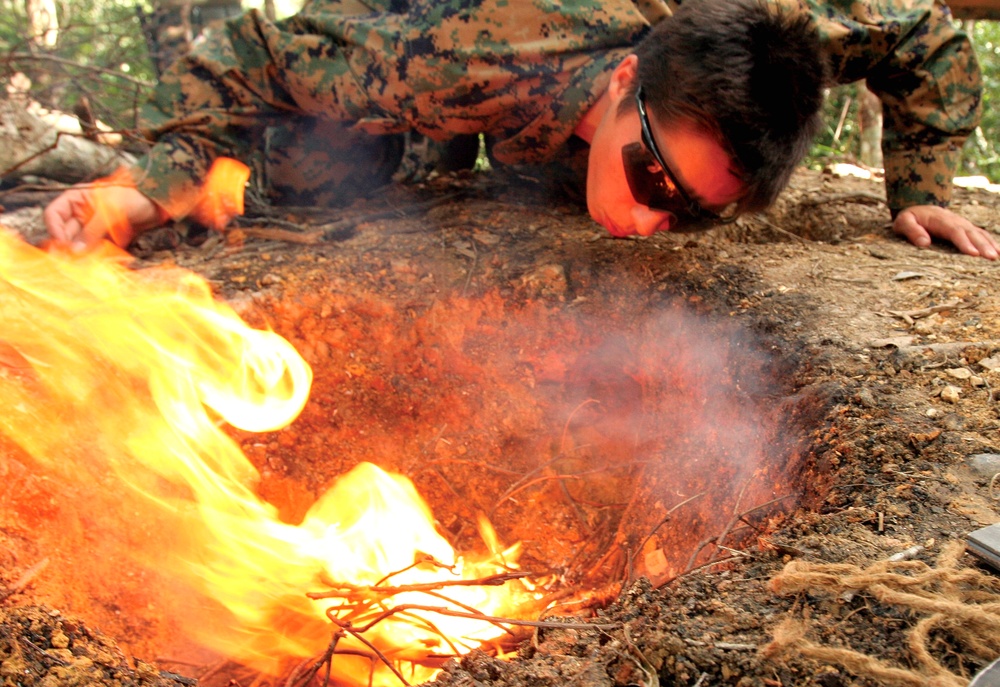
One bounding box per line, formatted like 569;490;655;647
43;0;998;259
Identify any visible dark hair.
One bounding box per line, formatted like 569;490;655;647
625;0;827;214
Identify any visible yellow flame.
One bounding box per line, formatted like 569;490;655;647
0;228;532;684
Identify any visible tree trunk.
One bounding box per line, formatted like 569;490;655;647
24;0;58;47
858;83;883;169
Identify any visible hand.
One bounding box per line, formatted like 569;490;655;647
892;205;999;260
43;179;168;250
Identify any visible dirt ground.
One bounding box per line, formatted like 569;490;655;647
1;164;999;687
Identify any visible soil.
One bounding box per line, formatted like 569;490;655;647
1;164;999;687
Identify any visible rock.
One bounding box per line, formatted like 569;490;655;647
968;453;1000;479
946;367;973;380
979;355;1000;371
940;385;961;403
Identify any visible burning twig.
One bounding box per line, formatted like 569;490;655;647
309;571;534;598
329;603;617;634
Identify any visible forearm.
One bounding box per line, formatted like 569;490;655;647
882;142;965;215
131;8;350;220
869;2;982;212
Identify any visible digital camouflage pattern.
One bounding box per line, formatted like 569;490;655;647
128;0;981;220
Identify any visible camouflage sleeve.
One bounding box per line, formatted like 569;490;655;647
869;1;982;212
813;0;982;212
128;1;397;220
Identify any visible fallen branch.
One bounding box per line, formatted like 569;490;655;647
232;226;323;244
0;101;134;183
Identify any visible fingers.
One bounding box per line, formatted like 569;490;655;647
892;206;999;260
43;182;165;251
892;211;932;248
42;190;92;246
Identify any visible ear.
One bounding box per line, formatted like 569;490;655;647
607;54;639;103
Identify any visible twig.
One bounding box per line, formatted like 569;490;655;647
334;603;618;634
880;298;965;325
318;192;467;240
619;626;659;687
8;52;155;87
461;239;477;296
798;192;886;207
684;638;758;651
309;572;534;598
336;625;410;686
630;492;705;584
19;637;69;665
559;398;601;454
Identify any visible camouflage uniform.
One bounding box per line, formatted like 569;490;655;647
129;0;981;220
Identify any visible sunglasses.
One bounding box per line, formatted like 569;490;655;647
622;86;738;231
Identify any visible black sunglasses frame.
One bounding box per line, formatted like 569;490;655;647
629;85;736;226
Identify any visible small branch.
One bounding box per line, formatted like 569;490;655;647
341;603;618;634
797;192;886;207
683;638;758;651
880;298;965;325
235;226;323;244
308;572;534;599
8;51;154;87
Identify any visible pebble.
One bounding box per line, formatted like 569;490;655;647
967;453;1000;479
940;385;961;403
979;355;1000;371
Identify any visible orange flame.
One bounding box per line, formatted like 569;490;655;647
191;158;251;230
0;228;533;684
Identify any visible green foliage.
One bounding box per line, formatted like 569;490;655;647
808;20;1000;182
0;0;157;145
963;20;1000;181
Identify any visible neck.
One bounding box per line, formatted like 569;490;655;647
573;89;611;144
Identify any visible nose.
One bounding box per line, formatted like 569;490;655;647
631;205;674;236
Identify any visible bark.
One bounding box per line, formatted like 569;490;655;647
0;98;135;184
858;83;883;169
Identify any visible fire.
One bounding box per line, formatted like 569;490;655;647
191;157;252;230
0;221;533;684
